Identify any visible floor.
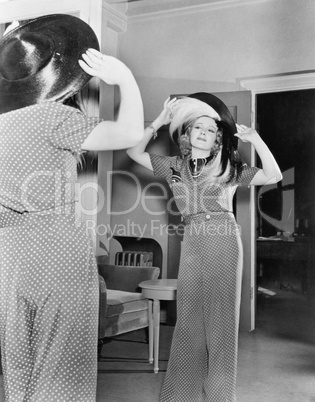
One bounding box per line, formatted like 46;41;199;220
1;282;315;401
95;283;315;402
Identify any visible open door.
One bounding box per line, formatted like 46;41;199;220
213;91;255;332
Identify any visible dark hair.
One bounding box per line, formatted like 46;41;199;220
216;120;242;182
62;93;86;166
63;93;83;111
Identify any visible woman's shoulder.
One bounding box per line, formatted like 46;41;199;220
149;153;181;164
39;101;83;118
149;153;183;180
228;163;260;186
33;102;91;132
0;101;82;123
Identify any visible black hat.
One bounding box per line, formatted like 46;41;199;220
188;92;238;147
0;14;100;114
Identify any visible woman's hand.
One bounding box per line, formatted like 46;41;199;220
235;123;283;185
79;48;132;86
235;124;260;143
154;97;179;127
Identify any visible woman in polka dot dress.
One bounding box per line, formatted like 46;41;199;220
0;15;143;402
127;94;282;401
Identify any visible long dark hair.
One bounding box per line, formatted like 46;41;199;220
216;120;242;182
62;93;86;167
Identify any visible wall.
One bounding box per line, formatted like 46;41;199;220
109;129;177;275
118;0;315;119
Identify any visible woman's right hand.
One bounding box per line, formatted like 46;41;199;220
155;97;179;127
79;48;133;86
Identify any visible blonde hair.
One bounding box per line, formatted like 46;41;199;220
169;97;221;146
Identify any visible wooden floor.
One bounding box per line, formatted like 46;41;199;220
1;283;315;401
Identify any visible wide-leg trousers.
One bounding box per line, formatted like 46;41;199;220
0;212;99;402
160;214;243;402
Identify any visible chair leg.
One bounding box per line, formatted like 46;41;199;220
144;326;149;343
148;299;154;365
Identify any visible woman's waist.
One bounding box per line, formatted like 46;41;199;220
0;203;77;228
183;210;234;225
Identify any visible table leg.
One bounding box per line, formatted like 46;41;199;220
153;299;160;374
148;299;153;364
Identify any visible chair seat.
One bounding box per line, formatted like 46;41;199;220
105;290;149;337
97;264;160;345
106;289;148;316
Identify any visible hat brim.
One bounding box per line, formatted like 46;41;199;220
0;14;100;114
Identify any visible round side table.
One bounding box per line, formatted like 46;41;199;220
139;279;177;374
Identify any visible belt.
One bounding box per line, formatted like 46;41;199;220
184;211;233;225
0;203;76;228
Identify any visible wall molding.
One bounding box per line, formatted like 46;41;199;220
126;0;280;23
0;0;290;25
239;71;315;95
102;2;127;32
0;0;82;23
239;71;315;129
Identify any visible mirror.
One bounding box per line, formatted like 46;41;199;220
0;2;314;400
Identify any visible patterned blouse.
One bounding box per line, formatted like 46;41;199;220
0;102;100;213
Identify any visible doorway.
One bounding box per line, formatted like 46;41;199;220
257;89;315;238
253;89;315;396
256;89;315;296
240;72;315;327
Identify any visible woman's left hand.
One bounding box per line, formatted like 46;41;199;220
234;124;260;143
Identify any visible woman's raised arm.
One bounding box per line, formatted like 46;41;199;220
126;97;178;171
235;124;283;185
80;49;144;151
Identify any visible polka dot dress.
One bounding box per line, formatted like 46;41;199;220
150;154;259;402
0;102;101;401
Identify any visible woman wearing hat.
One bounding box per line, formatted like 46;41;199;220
0;14;143;402
127;95;282;401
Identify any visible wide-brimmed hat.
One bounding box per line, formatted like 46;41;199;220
169;92;237;148
189;92;238;147
0;14;100;114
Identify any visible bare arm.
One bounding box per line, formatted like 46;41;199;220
126;97;178;171
235;124;283;185
79;49;144;151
